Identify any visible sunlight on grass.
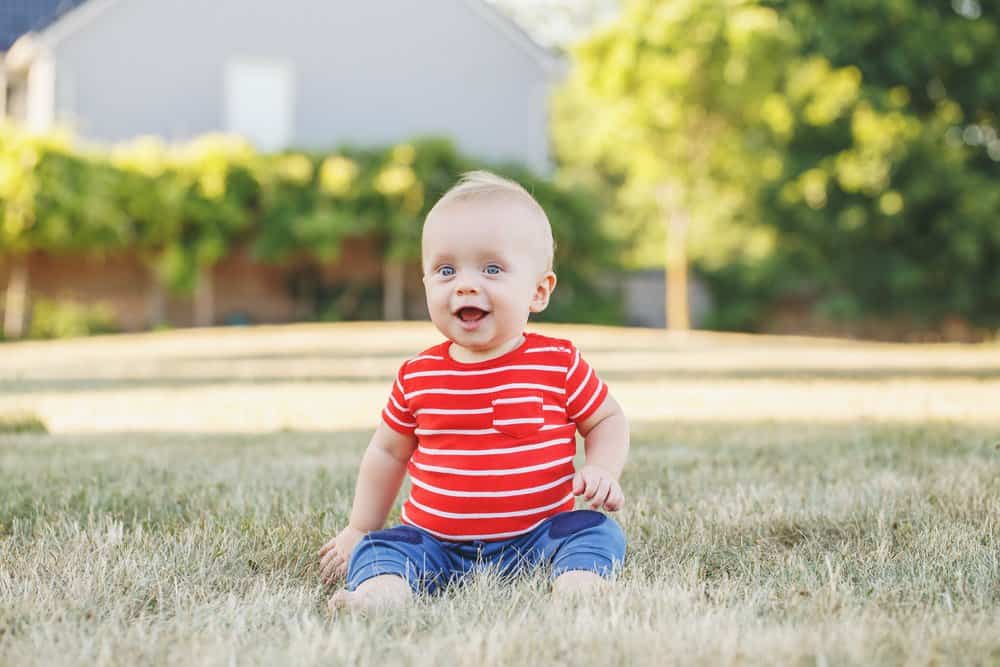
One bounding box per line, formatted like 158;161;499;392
2;323;1000;433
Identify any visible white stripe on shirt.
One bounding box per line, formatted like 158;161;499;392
417;437;571;456
570;379;605;420
411;455;574;476
493;396;543;405
404;364;566;380
566;366;593;406
412;404;564;417
415;407;492;416
389;394;407;414
409;472;575;498
383;409;416;429
415;427;497;436
404;383;565;400
408;355;444;362
566;349;581;380
415;423;568;436
408;492;574;519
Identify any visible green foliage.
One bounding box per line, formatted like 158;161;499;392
756;0;1000;330
27;297;119;340
0;412;47;434
0;125;621;325
556;0;1000;333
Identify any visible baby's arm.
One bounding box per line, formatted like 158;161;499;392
573;393;630;511
318;420;417;584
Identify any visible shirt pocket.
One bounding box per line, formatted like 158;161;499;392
491;391;545;438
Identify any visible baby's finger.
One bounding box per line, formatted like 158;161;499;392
318;537;337;557
320;549;336;570
583;473;601;500
321;550;342;574
589;479;611;508
320;557;334;581
604;487;624;511
321;557;341;584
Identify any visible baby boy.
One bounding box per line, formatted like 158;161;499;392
319;170;629;613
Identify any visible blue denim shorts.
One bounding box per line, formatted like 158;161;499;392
345;509;627;595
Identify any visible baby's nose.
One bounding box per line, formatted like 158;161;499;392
455;283;479;295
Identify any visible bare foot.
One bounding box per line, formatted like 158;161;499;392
328;574;413;615
551;570;611;599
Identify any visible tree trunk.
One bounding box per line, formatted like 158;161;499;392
3;254;29;339
658;185;691;331
666;209;691;331
146;263;166;330
194;266;214;328
382;258;405;321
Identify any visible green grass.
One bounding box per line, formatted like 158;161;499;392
1;323;999;665
0;412;47;435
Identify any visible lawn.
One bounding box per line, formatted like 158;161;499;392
1;323;999;665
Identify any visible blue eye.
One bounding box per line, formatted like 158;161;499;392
439;265;455;277
485;264;502;275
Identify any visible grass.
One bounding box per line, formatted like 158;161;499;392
1;323;999;665
0;412;47;435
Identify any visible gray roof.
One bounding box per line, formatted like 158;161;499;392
0;0;89;50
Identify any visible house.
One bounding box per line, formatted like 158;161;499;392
0;0;566;334
3;0;562;171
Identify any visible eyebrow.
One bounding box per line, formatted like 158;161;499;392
425;250;513;264
425;253;453;265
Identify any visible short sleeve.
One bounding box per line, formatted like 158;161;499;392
381;363;417;435
565;344;608;423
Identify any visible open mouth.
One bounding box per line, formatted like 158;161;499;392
454;307;490;323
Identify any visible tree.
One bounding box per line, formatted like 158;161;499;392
556;0;1000;335
555;0;799;329
754;0;1000;332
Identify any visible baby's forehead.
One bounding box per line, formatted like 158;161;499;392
421;198;552;269
423;195;551;242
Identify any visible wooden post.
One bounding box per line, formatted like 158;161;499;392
194;265;214;328
3;254;29;339
383;258;405;321
146;262;166;329
657;185;691;331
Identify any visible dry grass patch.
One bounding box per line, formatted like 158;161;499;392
2;324;999;665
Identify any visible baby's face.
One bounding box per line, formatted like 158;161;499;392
421;196;555;355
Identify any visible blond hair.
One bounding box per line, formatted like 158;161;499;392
427;170;555;271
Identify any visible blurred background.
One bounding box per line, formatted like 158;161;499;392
0;0;997;343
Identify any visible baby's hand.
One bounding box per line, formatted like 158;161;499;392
572;464;625;511
318;525;366;585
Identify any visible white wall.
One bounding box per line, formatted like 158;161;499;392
47;0;557;170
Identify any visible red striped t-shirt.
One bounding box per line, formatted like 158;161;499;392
381;332;608;542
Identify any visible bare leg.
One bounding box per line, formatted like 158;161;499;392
551;570;611;599
328;574;413;615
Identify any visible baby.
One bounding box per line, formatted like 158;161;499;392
318;170;630;613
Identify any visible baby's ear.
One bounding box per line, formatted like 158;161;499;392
529;272;557;313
